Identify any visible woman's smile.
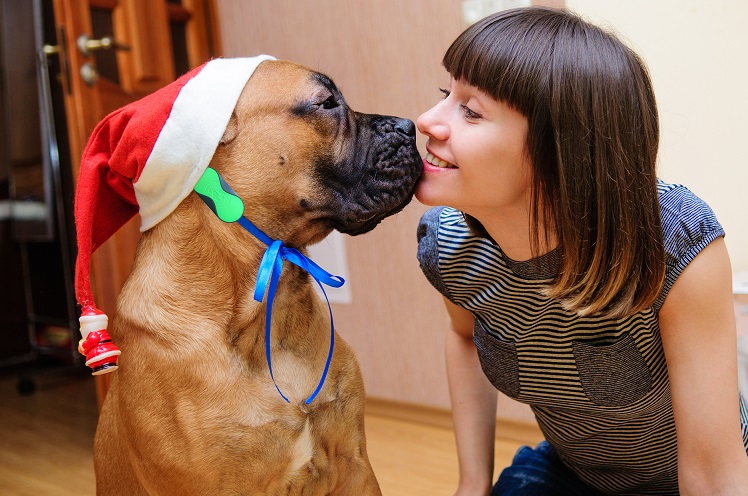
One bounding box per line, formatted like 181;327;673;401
424;151;457;170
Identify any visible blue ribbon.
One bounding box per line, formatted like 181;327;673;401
236;217;344;404
195;168;344;404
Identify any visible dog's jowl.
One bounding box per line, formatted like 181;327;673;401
72;56;422;495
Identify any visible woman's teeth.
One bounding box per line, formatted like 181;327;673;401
425;152;456;169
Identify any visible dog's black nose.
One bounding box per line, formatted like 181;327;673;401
394;118;416;138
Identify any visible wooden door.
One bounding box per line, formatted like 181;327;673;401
49;0;219;407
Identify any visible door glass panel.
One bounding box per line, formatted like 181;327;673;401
90;7;119;84
170;20;190;76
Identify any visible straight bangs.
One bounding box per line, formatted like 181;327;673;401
442;10;560;118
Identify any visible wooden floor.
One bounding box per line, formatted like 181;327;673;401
0;366;529;496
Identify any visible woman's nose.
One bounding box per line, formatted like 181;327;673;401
416;104;448;141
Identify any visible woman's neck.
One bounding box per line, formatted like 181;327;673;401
471;206;557;262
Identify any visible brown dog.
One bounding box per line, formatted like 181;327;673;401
91;60;422;494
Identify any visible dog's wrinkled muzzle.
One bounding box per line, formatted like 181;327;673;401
328;114;423;235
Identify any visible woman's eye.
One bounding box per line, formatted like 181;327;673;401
439;87;450;99
461;104;482;120
320;96;338;109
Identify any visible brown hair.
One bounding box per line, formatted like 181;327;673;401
443;7;664;318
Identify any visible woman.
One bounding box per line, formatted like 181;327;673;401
415;7;748;495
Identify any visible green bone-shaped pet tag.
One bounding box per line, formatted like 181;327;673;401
194;167;245;223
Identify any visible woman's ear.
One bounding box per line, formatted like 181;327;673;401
220;111;238;145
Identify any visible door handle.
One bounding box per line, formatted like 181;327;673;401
79;62;98;86
76;34;130;56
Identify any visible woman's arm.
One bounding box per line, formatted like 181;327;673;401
443;297;499;496
658;237;748;495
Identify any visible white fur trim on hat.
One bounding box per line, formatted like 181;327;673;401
134;55;275;231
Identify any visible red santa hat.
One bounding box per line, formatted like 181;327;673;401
73;55;275;374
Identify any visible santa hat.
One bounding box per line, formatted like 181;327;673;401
73;55;275;374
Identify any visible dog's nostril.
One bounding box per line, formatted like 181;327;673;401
394;119;415;138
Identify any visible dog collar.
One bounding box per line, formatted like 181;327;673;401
194;167;344;405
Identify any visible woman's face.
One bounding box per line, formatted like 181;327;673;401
415;78;532;222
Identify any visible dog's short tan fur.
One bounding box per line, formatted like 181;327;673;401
93;60;421;495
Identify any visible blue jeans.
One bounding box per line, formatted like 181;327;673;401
492;441;603;496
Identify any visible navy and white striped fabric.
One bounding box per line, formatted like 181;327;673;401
417;180;748;495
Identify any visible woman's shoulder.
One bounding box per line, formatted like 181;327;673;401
417;206;452;300
658;179;712;213
654;179;725;311
657;179;724;256
417;207;481;301
417;207;468;248
418;206;463;230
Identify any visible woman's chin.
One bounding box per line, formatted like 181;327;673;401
414;183;439;206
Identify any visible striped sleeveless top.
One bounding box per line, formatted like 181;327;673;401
417;180;748;495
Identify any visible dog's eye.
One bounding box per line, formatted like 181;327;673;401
320;96;339;110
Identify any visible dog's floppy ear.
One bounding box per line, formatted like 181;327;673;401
220;111;239;145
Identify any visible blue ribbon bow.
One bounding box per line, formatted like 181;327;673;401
237;217;344;404
194;167;344;405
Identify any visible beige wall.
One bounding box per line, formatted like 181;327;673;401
216;0;748;426
214;0;535;423
213;0;455;412
567;0;748;273
215;0;747;425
